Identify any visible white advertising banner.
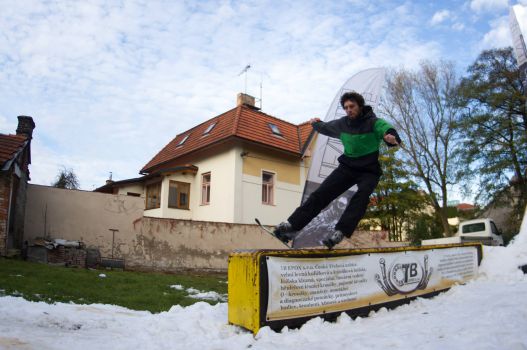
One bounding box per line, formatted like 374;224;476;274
266;247;478;320
293;68;386;248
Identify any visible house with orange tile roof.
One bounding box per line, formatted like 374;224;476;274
1;116;35;256
96;93;316;226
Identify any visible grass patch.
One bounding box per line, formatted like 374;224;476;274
0;258;227;313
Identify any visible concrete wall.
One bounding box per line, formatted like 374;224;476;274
24;184;406;272
24;185;145;245
24;184;285;272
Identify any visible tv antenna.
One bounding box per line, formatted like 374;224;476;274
238;64;251;94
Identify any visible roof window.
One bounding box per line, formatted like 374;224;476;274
177;134;189;146
203;122;216;135
268;123;282;136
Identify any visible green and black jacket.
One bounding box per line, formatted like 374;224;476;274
312;105;401;175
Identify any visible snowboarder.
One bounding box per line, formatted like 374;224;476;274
274;92;401;249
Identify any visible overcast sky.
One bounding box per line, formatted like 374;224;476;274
1;0;526;195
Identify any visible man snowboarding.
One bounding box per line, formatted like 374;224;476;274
274;92;401;249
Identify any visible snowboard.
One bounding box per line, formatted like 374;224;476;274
254;218;293;249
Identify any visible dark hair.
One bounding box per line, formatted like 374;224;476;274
340;92;365;108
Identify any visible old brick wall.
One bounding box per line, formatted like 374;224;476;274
0;144;31;255
0;173;10;256
24;184;406;272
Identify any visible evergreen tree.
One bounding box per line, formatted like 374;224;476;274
361;148;430;242
405;213;444;246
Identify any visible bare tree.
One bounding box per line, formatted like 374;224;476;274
52;166;80;190
381;61;463;235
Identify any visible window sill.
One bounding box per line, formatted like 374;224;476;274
200;203;210;206
168;207;191;211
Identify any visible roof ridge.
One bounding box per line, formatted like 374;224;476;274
297;120;315;126
0;133;27;139
232;105;243;135
296;125;302;153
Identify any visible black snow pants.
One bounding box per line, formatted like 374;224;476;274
288;163;380;237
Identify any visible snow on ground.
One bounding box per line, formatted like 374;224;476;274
1;214;526;350
169;285;227;302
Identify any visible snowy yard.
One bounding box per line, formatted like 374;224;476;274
1;223;526;349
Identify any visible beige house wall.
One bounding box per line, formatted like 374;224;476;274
116;184;144;197
242;147;302;185
241;173;303;225
143;147;239;223
136;143;310;226
239;145;308;225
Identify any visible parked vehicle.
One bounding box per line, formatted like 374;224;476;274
421;218;504;246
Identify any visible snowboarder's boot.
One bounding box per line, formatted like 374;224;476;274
320;230;344;249
273;221;297;244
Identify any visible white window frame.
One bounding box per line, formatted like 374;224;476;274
201;172;211;205
262;171;275;205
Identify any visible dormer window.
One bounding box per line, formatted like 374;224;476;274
268;123;282;136
203;122;216;135
177;134;189;146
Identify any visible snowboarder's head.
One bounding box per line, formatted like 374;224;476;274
340;92;364;119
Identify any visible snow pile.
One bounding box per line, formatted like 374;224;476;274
169;285;227;302
0;211;526;349
479;214;527;281
187;290;227;302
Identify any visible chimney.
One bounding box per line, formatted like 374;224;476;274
237;93;256;107
16;116;35;139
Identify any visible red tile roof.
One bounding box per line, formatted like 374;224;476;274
457;203;475;211
0;134;28;169
141;105;314;173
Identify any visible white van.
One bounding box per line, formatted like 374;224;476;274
421;218;504;246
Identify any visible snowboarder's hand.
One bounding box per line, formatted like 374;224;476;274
384;134;399;145
309;118;321;125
